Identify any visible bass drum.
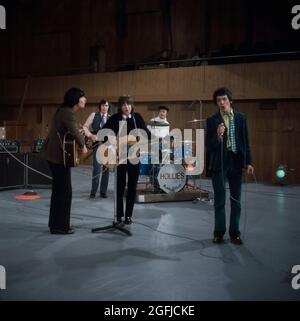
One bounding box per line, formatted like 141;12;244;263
157;164;186;194
139;152;153;175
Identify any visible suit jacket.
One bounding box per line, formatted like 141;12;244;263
40;107;85;164
104;112;151;138
206;111;252;172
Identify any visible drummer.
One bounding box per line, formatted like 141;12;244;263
147;106;170;139
147;105;172;172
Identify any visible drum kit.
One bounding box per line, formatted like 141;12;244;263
139;149;189;194
138;118;204;196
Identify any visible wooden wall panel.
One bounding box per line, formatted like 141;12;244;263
1;61;300;105
133;69;169;100
244;61;300;99
271;102;300;184
167;67;205;99
203;64;245;99
105;71;136;98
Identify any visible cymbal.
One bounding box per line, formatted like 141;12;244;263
187;118;206;123
148;120;170;127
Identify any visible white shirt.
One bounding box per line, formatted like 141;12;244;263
122;113;132;120
147;116;170;138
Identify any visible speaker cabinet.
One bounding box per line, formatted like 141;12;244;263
0;153;25;190
26;153;52;187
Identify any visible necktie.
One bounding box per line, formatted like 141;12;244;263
229;114;237;153
100;115;106;128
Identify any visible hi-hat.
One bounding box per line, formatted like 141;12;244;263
148;120;170;127
187;118;206;123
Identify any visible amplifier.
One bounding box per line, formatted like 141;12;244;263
0;153;25;189
32;139;45;153
26;153;52;187
0;140;20;153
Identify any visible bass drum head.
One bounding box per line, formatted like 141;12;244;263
157;164;186;194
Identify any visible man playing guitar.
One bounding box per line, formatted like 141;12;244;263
83;99;111;199
40;88;88;235
103;95;150;224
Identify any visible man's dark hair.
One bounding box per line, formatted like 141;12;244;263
99;99;110;111
118;95;134;113
158;105;169;112
63;87;85;108
213;87;233;105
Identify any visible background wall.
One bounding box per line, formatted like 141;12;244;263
0;0;299;185
0;0;298;76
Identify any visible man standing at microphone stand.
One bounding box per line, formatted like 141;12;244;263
92;95;150;235
206;88;254;245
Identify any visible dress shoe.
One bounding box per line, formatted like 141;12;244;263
124;217;132;225
90;193;96;199
100;193;107;198
116;217;123;224
50;228;74;235
212;236;224;244
230;236;243;245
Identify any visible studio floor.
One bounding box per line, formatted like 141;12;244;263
0;165;300;301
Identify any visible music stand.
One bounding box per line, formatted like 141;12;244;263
91;144;132;236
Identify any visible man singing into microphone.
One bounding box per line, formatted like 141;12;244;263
206;87;254;245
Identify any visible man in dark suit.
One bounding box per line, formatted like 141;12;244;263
83;99;111;198
103;95;151;225
206;87;254;245
41;88;88;235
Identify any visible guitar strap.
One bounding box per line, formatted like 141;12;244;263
52;108;69;157
132;113;137;130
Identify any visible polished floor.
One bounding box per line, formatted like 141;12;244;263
0;165;300;301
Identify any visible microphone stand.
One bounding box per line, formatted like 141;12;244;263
91;143;132;236
192;99;205;203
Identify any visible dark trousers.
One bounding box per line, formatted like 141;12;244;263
117;163;140;218
91;148;109;195
211;152;242;238
48;161;72;231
